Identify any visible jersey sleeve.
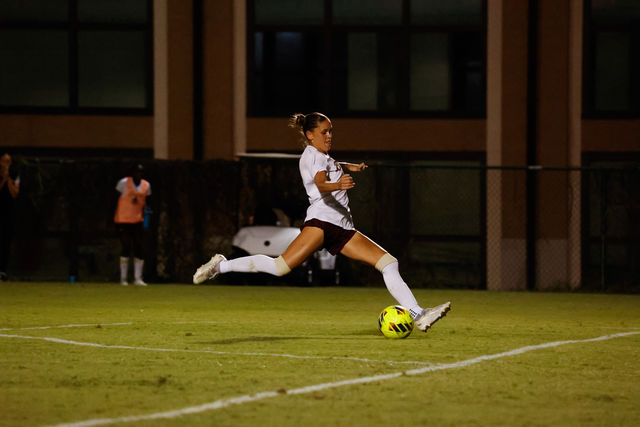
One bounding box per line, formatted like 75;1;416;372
304;149;328;180
115;178;127;194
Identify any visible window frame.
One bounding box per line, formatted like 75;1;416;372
0;0;153;115
246;0;486;118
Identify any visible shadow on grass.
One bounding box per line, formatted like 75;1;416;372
200;336;305;345
200;331;381;345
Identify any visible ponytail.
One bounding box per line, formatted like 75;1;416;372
288;112;329;142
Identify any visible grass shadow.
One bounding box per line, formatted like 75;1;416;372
200;336;305;345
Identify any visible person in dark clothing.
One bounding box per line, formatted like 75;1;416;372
0;153;20;281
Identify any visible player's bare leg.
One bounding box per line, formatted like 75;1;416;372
339;232;386;266
280;226;324;269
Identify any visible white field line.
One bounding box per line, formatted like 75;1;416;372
41;330;639;427
593;326;640;330
0;321;222;331
0;323;133;331
0;333;434;367
163;321;219;325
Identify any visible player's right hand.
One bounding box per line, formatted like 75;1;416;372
338;174;355;190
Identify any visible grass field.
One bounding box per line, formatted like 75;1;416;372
1;282;639;426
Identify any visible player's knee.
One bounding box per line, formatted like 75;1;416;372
274;255;291;276
375;253;398;272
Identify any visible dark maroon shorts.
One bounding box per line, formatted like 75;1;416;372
301;218;357;255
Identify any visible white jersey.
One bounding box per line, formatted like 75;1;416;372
299;145;354;230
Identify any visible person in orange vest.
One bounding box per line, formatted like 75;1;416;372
114;164;151;286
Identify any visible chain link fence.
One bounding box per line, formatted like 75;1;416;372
5;156;639;292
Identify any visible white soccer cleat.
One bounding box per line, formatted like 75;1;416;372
134;279;147;286
121;281;129;286
415;301;451;332
193;254;226;284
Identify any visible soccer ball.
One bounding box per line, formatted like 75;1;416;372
378;305;414;339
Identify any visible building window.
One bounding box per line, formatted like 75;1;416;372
248;0;485;117
584;0;640;117
0;0;152;113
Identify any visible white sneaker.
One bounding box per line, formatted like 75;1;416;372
193;254;226;284
121;281;129;286
134;279;147;286
415;301;451;332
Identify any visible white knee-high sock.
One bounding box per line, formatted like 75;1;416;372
134;258;144;281
120;257;129;283
381;262;423;318
219;255;284;276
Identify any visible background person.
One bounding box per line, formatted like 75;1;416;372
0;153;20;281
115;164;151;286
194;112;450;333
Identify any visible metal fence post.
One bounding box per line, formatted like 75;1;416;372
67;161;79;283
599;170;608;291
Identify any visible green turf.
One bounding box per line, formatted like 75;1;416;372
1;282;639;426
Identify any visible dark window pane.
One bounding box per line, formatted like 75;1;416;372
329;34;349;113
333;0;402;25
78;0;148;24
594;31;630;111
377;34;402;111
0;30;69;107
252;32;265;111
78;31;147;108
347;33;378;110
251;31;323;115
453;32;484;113
592;0;640;25
0;0;68;23
254;32;264;70
411;33;450;110
336;32;402;112
254;0;323;25
411;0;483;26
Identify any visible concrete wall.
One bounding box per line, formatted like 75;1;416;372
246;118;485;153
0;115;152;150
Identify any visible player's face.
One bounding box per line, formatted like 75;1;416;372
306;119;333;154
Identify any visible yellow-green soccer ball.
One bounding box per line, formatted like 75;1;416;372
378;305;414;339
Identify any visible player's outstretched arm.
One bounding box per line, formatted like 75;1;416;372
340;162;368;172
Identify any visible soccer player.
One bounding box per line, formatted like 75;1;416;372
194;112;450;332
